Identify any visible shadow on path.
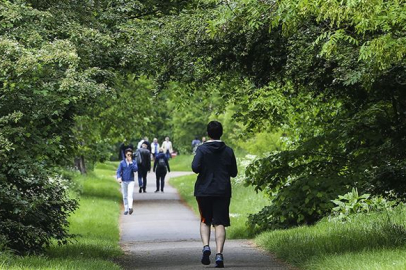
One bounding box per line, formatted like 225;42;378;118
116;171;294;269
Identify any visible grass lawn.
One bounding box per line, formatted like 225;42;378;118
0;162;123;270
255;206;406;270
167;154;193;171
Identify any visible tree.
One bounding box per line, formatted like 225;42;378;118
131;0;406;229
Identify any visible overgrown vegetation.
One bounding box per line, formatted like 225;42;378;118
3;0;406;256
0;162;122;269
256;204;406;270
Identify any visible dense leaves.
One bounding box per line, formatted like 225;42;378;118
133;0;406;229
2;0;406;252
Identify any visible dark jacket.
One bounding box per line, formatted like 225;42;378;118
192;141;237;197
118;143;133;160
153;153;170;173
138;148;151;171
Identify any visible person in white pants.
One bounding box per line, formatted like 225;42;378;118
116;148;138;215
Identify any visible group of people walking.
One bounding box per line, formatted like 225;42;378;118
116;137;173;215
116;121;238;268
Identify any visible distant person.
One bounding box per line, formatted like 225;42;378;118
138;142;151;193
153;148;170;192
192;136;201;154
201;136;206;144
192;121;238;268
118;140;133;160
116;148;138;215
162;136;173;160
151;138;160;159
137;137;144;149
142;136;152;153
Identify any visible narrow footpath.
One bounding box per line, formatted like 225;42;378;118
117;171;293;270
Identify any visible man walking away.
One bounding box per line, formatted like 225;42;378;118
138;142;151;193
192;121;238;268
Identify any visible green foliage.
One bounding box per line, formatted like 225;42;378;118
0;163;122;269
0;167;78;254
141;0;406;229
255;204;406;269
330;188;397;221
168;154;193;171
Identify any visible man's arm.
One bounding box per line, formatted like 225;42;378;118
230;151;238;178
116;162;123;182
130;161;138;172
191;148;202;173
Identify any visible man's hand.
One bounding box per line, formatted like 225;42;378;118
117;177;122;183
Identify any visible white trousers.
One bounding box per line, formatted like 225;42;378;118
121;181;135;211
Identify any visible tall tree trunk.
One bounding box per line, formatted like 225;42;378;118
74;155;87;174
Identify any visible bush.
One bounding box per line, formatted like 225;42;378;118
0;161;78;255
330;188;398;221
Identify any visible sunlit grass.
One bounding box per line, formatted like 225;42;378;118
168;154;193;171
0;163;123;270
255;206;406;270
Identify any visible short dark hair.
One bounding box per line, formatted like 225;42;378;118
125;148;133;154
207;121;223;140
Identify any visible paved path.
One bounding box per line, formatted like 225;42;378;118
117;171;293;270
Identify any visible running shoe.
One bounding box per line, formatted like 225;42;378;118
215;253;224;268
201;245;211;265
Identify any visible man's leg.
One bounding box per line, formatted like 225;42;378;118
155;173;160;192
214;225;226;254
142;171;148;192
121;182;129;213
200;222;211;246
200;221;212;265
137;170;143;192
128;181;135;211
160;172;166;191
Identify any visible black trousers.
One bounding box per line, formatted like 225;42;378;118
155;170;167;191
138;167;148;191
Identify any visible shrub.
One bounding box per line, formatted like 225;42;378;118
330;188;397;221
0;161;78;254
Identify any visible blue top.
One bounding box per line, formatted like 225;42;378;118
116;160;138;181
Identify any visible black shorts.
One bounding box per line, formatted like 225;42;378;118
196;196;231;227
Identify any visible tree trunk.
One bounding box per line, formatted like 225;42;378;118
74;155;87;174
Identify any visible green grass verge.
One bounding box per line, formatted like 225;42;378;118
0;162;123;270
169;155;269;239
255;206;406;270
168;154;193;171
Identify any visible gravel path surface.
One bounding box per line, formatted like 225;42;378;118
116;171;293;270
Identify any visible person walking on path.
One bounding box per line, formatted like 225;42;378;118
151;138;160;159
192;136;201;154
191;121;238;268
153;148;170;192
162;136;173;160
138;142;151;193
116;148;138;215
118;140;134;160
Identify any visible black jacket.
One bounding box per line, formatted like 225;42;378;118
192;141;237;197
138;148;151;171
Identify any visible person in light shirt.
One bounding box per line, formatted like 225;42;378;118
161;136;173;160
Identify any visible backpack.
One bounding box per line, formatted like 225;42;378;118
134;149;142;164
157;157;166;169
